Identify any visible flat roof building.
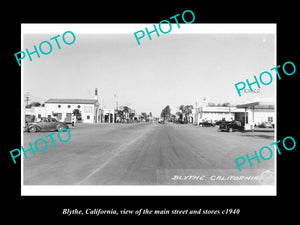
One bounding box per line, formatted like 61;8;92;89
44;98;100;124
236;98;275;130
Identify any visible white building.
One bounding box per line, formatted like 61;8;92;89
193;106;245;125
25;88;101;124
44;98;100;124
236;98;275;130
25;106;46;120
193;98;274;130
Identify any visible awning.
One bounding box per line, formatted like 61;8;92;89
236;101;274;109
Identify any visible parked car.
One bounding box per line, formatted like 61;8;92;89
199;121;215;127
25;117;69;132
257;122;273;128
219;120;244;132
158;118;165;124
214;120;224;126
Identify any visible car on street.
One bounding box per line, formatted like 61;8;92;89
175;120;186;124
214;120;224;126
25;117;69;132
219;120;244;132
158;118;165;124
257;122;273;128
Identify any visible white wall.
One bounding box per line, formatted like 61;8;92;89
247;110;274;125
25;107;46;119
201;112;235;122
45;103;96;123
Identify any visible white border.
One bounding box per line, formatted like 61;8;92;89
21;24;277;196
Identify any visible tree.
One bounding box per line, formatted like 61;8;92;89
129;112;135;121
122;106;131;122
117;106;132;122
25;101;42;108
72;109;82;122
31;102;41;107
141;112;148;121
207;102;216;107
222;102;231;107
161;105;171;120
178;105;193;123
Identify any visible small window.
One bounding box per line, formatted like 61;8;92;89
77;105;81;108
58;105;61;108
68;105;71;108
268;117;273;122
87;115;90;120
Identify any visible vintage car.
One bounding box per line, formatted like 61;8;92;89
158;118;165;124
219;120;244;132
25;117;69;132
257;122;273;128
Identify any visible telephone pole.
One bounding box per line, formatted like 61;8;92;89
24;92;30;107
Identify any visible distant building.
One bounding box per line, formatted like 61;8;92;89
193;106;244;125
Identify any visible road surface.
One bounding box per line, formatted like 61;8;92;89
23;122;275;185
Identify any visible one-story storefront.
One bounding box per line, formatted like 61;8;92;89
193;106;245;125
193;99;275;130
44;98;100;124
236;99;275;130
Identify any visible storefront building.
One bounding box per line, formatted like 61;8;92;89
44;98;100;124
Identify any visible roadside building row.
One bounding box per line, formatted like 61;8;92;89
24;88;274;130
24;89;153;124
193;98;274;130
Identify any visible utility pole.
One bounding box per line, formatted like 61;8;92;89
195;101;198;125
24;92;30;107
114;94;118;110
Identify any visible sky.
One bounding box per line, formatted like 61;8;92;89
23;28;275;117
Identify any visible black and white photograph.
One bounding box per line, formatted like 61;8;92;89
4;3;299;221
21;24;276;195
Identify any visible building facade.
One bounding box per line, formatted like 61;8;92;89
236;99;275;130
44;98;100;124
193;99;274;130
193;106;245;125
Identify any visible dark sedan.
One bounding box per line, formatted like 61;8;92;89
219;120;244;132
25;117;69;132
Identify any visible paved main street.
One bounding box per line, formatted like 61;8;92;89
23;122;275;185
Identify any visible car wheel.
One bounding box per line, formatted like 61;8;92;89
228;127;233;133
57;125;65;131
29;126;37;133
